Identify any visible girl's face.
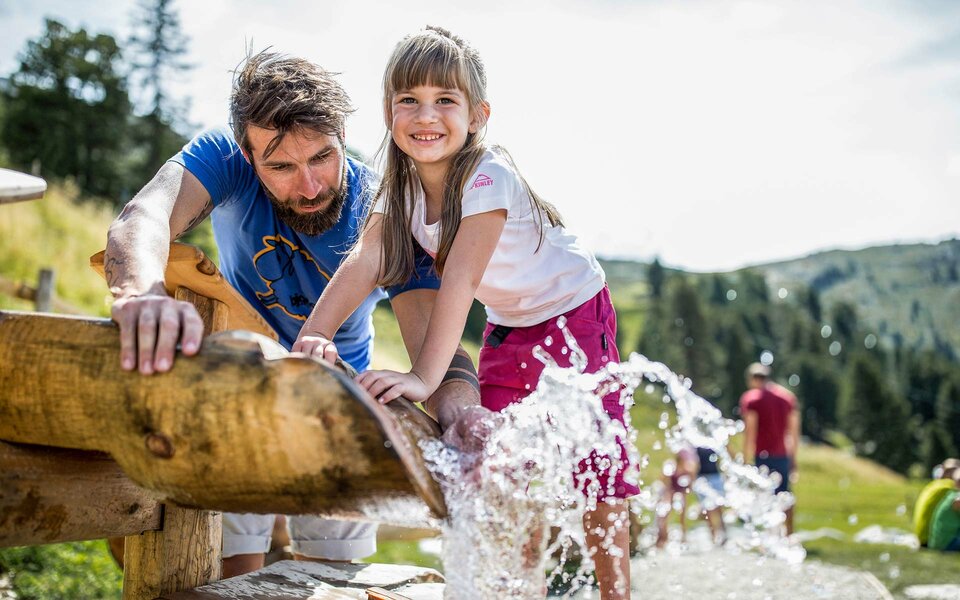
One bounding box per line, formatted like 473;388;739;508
389;84;482;171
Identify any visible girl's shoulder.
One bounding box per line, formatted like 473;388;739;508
462;147;522;195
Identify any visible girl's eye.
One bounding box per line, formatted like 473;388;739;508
437;97;454;104
398;97;417;104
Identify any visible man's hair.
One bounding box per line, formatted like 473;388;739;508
230;49;355;159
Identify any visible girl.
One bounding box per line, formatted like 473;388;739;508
294;26;637;598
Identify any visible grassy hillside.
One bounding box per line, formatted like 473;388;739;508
756;239;960;358
0;183;115;315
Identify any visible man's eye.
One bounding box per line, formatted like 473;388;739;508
271;165;290;171
312;153;330;163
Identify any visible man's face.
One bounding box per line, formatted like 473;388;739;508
244;125;347;236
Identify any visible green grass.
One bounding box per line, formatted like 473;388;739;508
0;183;116;316
0;541;122;600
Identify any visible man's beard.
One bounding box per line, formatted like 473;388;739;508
265;170;348;236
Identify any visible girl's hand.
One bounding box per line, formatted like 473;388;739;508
293;335;339;365
356;369;431;404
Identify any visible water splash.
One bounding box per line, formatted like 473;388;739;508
421;323;802;598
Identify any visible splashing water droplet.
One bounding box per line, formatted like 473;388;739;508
421;332;803;597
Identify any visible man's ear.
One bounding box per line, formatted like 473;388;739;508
469;101;491;134
240;148;252;165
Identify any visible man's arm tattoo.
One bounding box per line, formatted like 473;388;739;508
441;348;479;391
171;202;214;240
104;256;124;289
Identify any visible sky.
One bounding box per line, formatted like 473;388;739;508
2;0;959;272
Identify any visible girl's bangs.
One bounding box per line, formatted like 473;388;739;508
389;39;469;94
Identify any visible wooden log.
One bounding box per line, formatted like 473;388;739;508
0;441;162;547
0;310;446;521
123;505;222;600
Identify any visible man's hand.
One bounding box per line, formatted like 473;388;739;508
292;335;339;365
111;294;204;374
440;405;498;455
356;369;431;404
440;405;501;483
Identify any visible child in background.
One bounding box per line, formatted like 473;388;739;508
294;26;637;599
655;445;699;548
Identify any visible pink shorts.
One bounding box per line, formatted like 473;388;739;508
478;287;640;500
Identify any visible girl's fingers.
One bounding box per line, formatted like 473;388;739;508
379;386;403;404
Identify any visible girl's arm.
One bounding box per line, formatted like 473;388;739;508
293;214;385;363
357;209;506;403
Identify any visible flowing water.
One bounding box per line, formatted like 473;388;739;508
421;318;804;598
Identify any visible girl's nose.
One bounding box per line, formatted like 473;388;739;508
414;103;438;123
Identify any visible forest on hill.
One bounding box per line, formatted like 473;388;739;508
594;247;960;476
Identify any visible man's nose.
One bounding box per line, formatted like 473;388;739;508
297;168;322;199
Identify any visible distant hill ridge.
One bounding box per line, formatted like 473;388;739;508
600;238;960;359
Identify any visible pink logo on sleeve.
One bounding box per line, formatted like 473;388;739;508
469;173;494;190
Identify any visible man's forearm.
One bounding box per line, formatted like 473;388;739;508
105;203;172;298
423;348;480;432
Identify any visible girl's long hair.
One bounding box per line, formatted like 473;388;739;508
375;26;563;287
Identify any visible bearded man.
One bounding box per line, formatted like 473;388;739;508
104;50;480;577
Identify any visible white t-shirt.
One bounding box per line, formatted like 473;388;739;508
375;148;605;327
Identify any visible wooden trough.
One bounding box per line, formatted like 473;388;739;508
0;242;448;599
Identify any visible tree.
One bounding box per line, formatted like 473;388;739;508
717;319;751;415
840;352;915;473
647;257;665;299
794;354;839;442
1;19;131;199
667;276;714;393
936;376;960;455
127;0;191;188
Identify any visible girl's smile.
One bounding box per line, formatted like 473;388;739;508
390;85;479;171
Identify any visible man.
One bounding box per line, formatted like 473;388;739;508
105;50;482;577
739;362;800;535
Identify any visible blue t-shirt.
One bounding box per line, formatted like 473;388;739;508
171;128;438;370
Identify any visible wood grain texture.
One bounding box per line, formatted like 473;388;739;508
0;310;446;520
0;441;162;547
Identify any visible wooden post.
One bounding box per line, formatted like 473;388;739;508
35;268;54;312
123;506;222;600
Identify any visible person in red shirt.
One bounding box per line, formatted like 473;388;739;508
739;362;800;535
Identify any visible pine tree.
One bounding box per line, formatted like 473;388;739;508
647;257;665;300
936;377;960;455
840;352;915;473
127;0;191;182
